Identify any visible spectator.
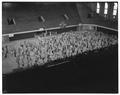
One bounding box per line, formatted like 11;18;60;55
2;30;118;71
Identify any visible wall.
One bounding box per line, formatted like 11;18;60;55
76;3;118;29
85;2;118;21
108;3;114;20
99;2;105;17
85;2;97;12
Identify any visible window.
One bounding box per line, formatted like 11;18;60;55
96;3;100;14
113;10;117;16
104;3;108;15
113;3;118;18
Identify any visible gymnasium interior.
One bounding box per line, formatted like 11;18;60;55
2;2;118;93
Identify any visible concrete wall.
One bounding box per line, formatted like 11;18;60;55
85;2;118;21
76;3;118;29
116;10;118;20
85;3;97;12
108;3;114;20
99;3;105;17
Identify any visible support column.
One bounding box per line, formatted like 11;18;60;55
108;3;114;20
99;2;105;17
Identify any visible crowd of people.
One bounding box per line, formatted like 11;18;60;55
2;30;118;70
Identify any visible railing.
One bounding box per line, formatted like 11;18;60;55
2;24;118;43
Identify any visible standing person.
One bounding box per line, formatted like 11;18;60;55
5;45;8;58
16;55;20;69
23;54;28;68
